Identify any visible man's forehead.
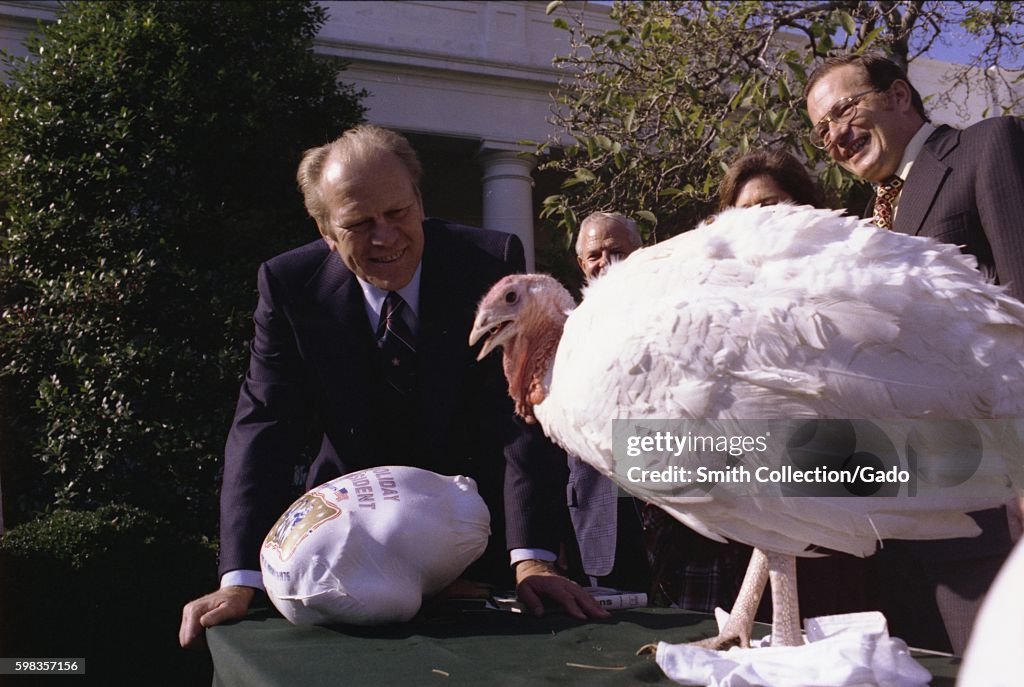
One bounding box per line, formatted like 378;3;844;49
807;64;870;117
322;149;381;187
323;157;345;185
583;219;627;240
321;151;415;203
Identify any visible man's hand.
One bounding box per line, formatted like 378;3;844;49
514;559;611;620
179;586;256;649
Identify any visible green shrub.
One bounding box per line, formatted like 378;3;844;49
0;504;218;683
0;1;365;532
0;502;169;567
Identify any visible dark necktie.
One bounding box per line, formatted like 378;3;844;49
376;291;417;396
872;175;904;231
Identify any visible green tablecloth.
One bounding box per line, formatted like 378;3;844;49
208;606;960;686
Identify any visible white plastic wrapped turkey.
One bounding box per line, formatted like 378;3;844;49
260;465;490;625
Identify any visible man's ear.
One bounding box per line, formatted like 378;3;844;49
890;79;914;113
318;222;339;252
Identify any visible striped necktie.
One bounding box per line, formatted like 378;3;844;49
872;175;904;231
377;291;417;396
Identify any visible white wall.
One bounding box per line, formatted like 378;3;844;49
314;1;613;148
911;55;1024;126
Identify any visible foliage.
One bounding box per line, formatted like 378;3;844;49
0;502;204;567
539;0;1024;243
0;504;217;683
0;1;365;532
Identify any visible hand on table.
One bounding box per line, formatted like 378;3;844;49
514;559;611;620
179;585;256;649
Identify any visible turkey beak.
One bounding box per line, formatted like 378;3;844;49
469;313;512;361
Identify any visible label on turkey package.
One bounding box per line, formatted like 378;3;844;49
263;467;401;563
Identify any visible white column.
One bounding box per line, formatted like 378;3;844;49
478;144;537;271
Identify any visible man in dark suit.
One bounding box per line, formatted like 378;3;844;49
180;125;605;648
804;54;1021;654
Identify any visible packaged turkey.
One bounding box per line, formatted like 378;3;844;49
260;465;490;625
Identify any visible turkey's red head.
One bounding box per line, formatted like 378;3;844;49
469;274;575;423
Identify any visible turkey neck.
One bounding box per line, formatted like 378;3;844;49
504;305;567;423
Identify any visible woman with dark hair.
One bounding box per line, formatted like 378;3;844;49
718;150;824;210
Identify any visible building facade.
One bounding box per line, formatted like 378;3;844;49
1;0;1018;268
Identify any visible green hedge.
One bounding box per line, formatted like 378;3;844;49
0;504;218;684
0;1;365;533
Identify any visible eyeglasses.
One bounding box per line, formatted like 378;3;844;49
809;88;880;149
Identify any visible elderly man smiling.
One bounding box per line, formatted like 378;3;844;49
574;212;643;281
179;125;606;648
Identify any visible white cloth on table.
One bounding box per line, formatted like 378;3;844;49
656;610;931;687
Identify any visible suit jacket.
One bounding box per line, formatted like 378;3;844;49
862;121;1023;649
218;219;569;585
892;118;1024;301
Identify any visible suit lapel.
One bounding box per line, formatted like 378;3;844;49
303;249;377;430
416;225;471;455
300;225;479;463
895;125;958;236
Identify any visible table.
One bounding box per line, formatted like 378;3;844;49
208;606;961;686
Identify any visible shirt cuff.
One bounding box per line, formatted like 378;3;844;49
220;569;265;591
509;548;557;566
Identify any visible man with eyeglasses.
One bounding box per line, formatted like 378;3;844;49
805;52;1024;302
804;54;1022;656
179;125;607;649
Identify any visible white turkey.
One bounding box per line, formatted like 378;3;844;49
469;203;1024;649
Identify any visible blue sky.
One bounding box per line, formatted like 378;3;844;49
919;22;984;67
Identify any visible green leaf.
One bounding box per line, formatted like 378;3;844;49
828;164;844;189
839;11;856;37
777;78;791;101
855;26;884;52
635;210;657;226
672;106;685;129
702;175;715;195
545;0;564;16
552;17;569;31
773;108;790;132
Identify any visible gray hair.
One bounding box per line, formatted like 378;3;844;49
575;212;642;255
297;124;423;226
